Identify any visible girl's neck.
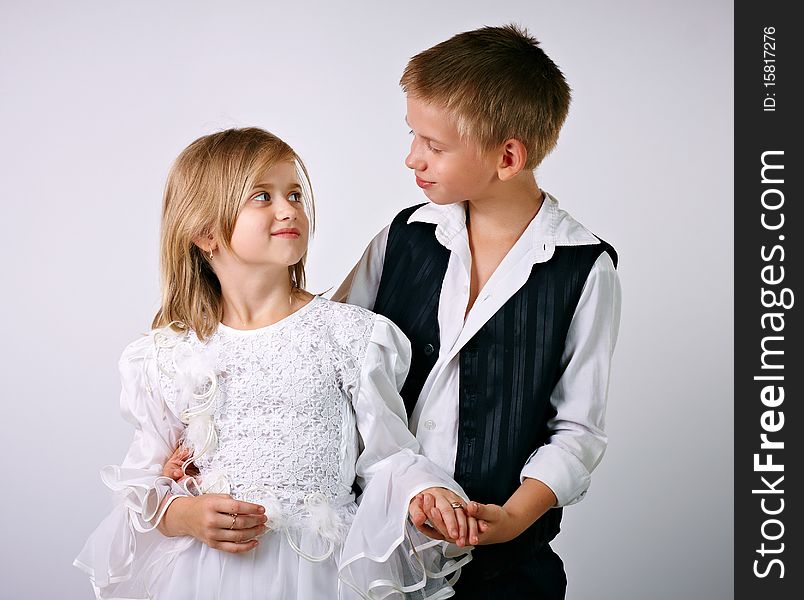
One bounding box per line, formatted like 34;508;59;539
218;268;310;330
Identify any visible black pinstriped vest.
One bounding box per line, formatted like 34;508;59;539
373;204;617;580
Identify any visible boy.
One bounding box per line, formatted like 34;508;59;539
333;24;621;598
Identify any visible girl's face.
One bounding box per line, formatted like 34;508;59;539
224;160;310;270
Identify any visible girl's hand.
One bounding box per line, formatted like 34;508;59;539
408;487;482;547
464;501;522;545
162;445;199;482
159;494;268;554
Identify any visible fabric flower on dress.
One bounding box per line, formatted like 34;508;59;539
154;327;225;491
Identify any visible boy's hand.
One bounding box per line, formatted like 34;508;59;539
465;501;524;545
465;478;558;545
162;445;199;482
408;487;481;547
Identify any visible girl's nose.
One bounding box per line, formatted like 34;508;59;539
275;200;298;221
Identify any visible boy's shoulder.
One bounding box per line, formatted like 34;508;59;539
377;195;617;280
386;194;612;253
548;197;602;246
545;196;618;269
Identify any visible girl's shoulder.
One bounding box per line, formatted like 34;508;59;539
313;295;376;321
118;325;190;365
118;326;197;410
314;297;406;342
308;296;378;349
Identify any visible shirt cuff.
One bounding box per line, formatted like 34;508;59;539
520;444;591;507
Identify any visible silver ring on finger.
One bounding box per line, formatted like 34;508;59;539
450;501;464;510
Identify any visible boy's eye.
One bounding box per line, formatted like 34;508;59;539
289;191;302;203
253;191;270;202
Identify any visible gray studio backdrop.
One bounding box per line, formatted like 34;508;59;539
0;1;733;598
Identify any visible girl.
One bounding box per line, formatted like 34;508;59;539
74;128;474;599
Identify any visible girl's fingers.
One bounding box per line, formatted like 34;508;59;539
421;493;441;532
427;502;450;540
170;446;189;462
209;496;265;516
432;497;458;540
413;520;447;541
413;494;444;539
408;497;428;527
214;512;267;530
234;500;266;515
453;504;468;546
218;524;268;543
214;540;259;554
422;492;434;516
467;515;479;546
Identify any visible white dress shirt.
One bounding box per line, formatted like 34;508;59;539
333;193;622;506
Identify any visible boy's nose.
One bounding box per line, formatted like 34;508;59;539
405;146;425;171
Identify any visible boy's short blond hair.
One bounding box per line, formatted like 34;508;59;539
400;24;571;170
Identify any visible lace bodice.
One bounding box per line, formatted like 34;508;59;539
77;297;471;599
155;297;376;516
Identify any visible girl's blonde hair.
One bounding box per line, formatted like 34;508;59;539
152;127;315;339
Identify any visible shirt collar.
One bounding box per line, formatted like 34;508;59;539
406;201;466;247
407;191;600;260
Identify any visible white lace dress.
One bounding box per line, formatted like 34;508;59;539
74;297;471;599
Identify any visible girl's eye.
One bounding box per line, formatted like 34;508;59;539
253;191;270;202
289;191;302;203
427;144;442;154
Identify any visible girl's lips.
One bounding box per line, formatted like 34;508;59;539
415;176;434;189
271;229;300;238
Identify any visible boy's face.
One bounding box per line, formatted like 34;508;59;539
405;96;498;205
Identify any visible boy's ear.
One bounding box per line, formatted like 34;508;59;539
496;138;528;181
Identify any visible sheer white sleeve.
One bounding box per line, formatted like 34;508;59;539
73;333;193;599
339;315;472;599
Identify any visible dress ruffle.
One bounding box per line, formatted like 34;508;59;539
339;449;470;599
73;332;195;597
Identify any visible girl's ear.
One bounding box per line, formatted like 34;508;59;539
193;233;217;257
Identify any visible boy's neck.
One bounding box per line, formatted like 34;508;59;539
465;171;544;239
462;172;544;316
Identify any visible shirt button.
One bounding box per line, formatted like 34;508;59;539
423;343;435;356
424;419;436;430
